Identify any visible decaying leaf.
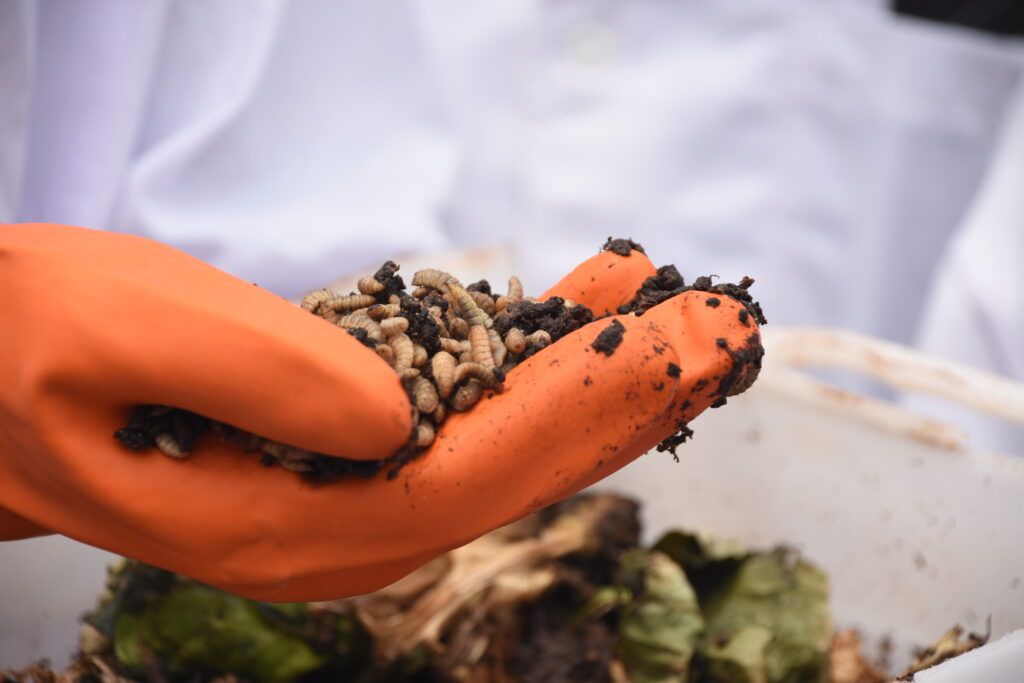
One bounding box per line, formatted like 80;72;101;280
896;625;988;680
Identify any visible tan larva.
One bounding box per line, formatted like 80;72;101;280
454;362;502;390
300;288;338;312
155;433;186;459
447;316;469;340
413;344;429;368
469;290;497;317
398;367;420;381
412;268;461;292
504;328;526;355
469;324;495;370
322;293;377;313
563;298;577;309
451;379;483;412
526;330;552;352
433;403;447;423
449;285;492;329
380;316;410;337
488;328;507;367
431;351;457;399
375;344;395;364
357;275;385;295
494;295;509;312
389;333;414;372
410;376;439;414
416;420;435;448
439;338;464;355
366;303;402;320
507;276;524;304
412;287;431;299
339;310;383;342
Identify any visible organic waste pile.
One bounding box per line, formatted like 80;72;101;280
113;239;766;482
3;494;984;683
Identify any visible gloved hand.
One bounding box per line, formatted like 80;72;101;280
0;224;760;601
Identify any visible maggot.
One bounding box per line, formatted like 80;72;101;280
322;293;377;313
357;275;385;295
440;338;464;354
155;433;187;459
416;420;436;448
380;316;410;337
451;379;483;412
300;288;338;312
526;330;552;350
389;333;414;372
432;351;457;398
488;328;507;367
454;362;502;390
366;303;402;320
449;285;492;329
504;328;526;355
507;276;524;304
338;309;383;342
448;316;469;339
412;268;461;292
375;344;395;365
410;376;439;414
469;324;495;370
413;344;429;368
469;290;497;317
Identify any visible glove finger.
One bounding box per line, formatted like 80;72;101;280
7;224;411;460
0;506;51;540
542;244;656;314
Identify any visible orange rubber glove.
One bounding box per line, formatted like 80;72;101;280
0;224;760;601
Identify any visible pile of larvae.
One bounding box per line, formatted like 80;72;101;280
115;238;766;482
116;261;597;481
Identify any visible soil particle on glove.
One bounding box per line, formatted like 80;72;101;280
666;362;681;378
705;297;721;308
656;420;694;461
591;319;626;356
618;264;766;327
601;236;646;256
494;297;595;358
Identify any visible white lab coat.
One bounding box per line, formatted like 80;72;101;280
1;0;1022;403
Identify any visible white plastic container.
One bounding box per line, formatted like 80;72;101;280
2;326;1023;677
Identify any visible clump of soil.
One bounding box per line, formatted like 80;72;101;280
114;238;765;481
591;319;626;356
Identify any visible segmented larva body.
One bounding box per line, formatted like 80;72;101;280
300;288;338;312
380;316;410;337
469;325;495;370
432;351;457;398
504;328;526;355
155;433;186;459
454;362;501;390
507;276;524;304
366;303;402;320
526;330;552;349
451;379;483;412
448;316;469;340
449;285;492;329
323;293;377;313
469;290;497;317
412;268;461;292
339;310;383;342
488;328;507;367
413;344;428;368
494;295;509;313
428;306;449;337
357;275;385;295
375;344;395;364
389;333;414;372
410;376;439;414
439;338;464;355
432;403;447;423
416;420;435;448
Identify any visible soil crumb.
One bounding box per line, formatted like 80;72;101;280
601;236;646;256
591;320;626;356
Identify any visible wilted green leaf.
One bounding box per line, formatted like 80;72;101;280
697;549;831;683
699;624;773;683
111;583;324;683
618;550;704;683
